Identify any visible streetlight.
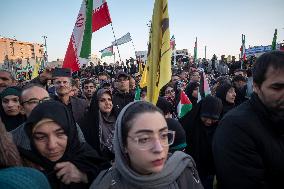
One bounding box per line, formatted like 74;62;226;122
42;35;48;63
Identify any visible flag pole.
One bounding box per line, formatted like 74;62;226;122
110;23;122;62
205;45;207;59
173;48;176;66
131;40;136;57
113;52;115;64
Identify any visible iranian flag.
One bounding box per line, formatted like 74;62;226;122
177;90;192;118
63;0;112;72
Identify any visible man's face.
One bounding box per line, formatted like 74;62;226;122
117;76;129;92
54;77;72;96
83;83;96;99
129;78;136;90
98;75;108;82
254;66;284;112
74;78;80;88
171;76;180;85
0;71;14;92
190;71;200;82
234;80;246;89
21;87;50;117
179;71;188;82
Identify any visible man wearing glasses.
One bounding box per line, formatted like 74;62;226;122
11;84;86;147
20;84;51;117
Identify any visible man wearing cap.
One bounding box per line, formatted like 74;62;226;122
112;71;134;115
52;68;88;123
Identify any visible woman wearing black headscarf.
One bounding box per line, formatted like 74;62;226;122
179;95;223;189
17;100;107;189
79;89;116;162
215;82;236;117
185;81;199;107
0;86;26;131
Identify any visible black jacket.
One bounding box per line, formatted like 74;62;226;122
213;93;284;189
53;96;88;123
112;90;134;116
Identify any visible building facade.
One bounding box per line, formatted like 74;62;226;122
0;37;44;64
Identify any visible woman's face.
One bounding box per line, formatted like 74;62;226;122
98;93;113;113
1;95;21;116
226;87;236;104
164;87;175;99
32;121;67;162
125;112;169;175
192;87;199;98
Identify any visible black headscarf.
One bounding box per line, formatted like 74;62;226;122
79;89;116;162
215;82;235;116
185;81;199;106
19;100;107;189
179;95;223;177
0;86;26;131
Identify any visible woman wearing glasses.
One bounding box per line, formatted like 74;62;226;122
90;101;203;189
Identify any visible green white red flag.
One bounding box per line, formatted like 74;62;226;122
177;90;192;118
63;0;111;72
100;45;113;58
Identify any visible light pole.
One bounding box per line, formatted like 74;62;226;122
42;35;48;63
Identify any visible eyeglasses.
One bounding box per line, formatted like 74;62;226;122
128;130;175;150
22;97;51;105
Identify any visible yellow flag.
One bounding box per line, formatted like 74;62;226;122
31;58;40;79
140;0;172;104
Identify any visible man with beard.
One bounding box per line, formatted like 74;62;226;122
82;79;96;105
52;68;88;123
213;51;284;189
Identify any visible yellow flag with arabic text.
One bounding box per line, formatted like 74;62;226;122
31;58;40;79
140;0;172;104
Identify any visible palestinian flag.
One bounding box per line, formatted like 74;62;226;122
177;90;192;118
100;46;113;58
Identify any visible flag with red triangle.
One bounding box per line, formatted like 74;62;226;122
177;90;192;118
63;0;111;72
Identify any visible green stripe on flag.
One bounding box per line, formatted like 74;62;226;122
179;104;192;118
80;0;93;58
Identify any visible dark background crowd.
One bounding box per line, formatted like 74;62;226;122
0;50;283;189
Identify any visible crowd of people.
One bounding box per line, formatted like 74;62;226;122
0;50;283;189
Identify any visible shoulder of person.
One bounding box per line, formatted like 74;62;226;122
70;96;88;106
176;166;203;189
90;167;121;189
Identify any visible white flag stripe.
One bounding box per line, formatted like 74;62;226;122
73;0;87;61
